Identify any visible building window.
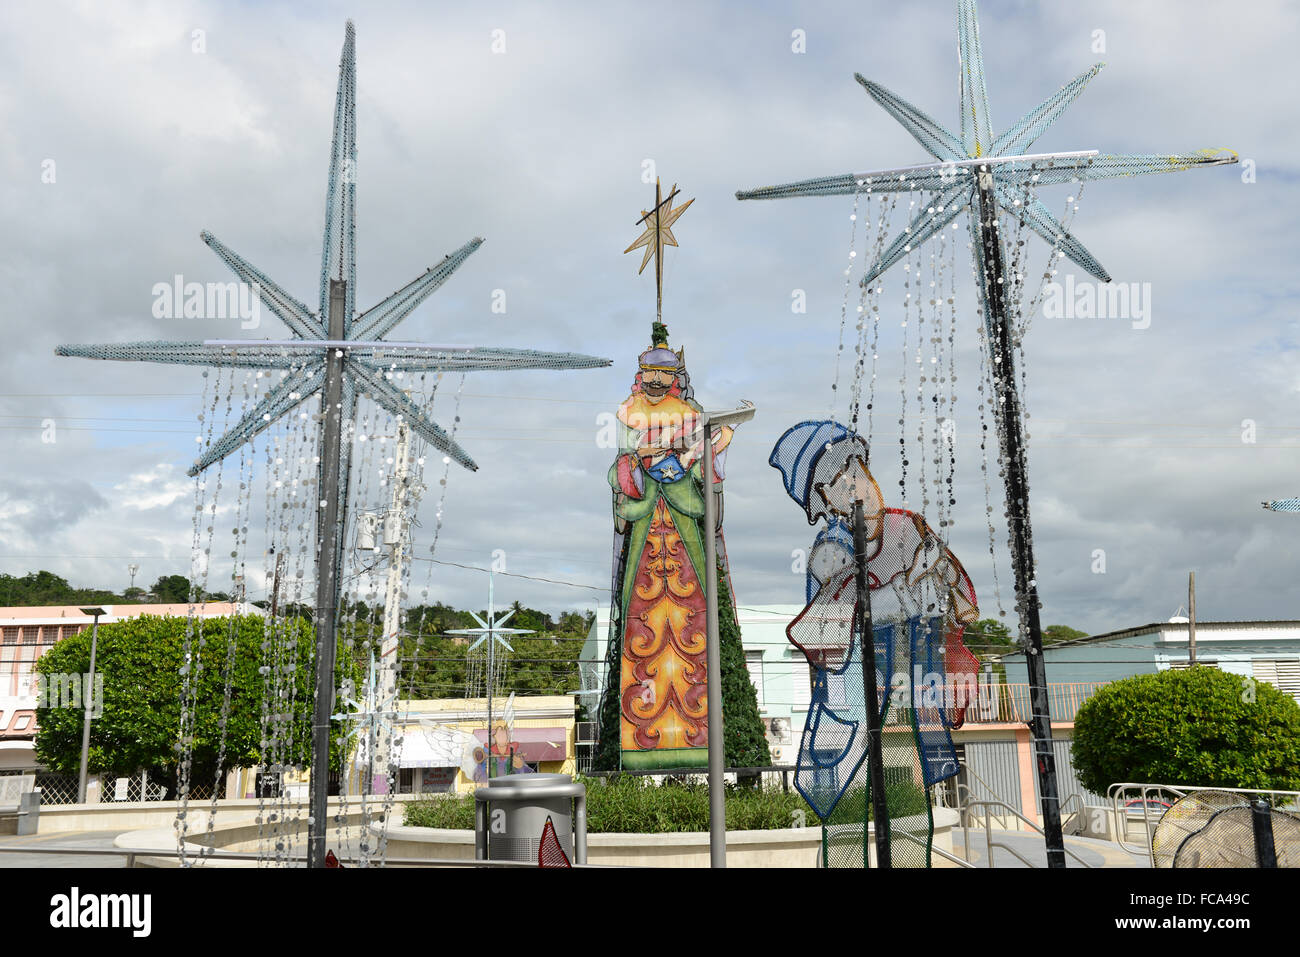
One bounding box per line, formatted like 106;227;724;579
745;651;765;710
1;627;17;644
398;768;415;794
1252;659;1300;700
1169;659;1218;670
20;627;38;644
60;625;82;641
791;658;811;712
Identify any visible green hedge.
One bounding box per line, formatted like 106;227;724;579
404;772;933;833
1072;667;1300;795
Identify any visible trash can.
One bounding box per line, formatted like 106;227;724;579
474;773;586;864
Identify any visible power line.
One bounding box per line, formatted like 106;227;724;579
411;557;606;593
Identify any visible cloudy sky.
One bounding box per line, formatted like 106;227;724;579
1;0;1295;637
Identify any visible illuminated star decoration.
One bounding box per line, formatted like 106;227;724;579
624;178;694;321
56;20;610;478
737;0;1237;311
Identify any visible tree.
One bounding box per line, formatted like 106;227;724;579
1072;668;1300;795
969;617;1013;650
0;570;122;607
716;568;772;769
34;614;359;796
151;575;192;604
1043;624;1087;644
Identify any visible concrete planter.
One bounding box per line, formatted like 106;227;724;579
381;806;961;867
112;802;960;868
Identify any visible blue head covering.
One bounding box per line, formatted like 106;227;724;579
769;420;852;512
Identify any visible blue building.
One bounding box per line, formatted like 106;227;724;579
1002;618;1300;707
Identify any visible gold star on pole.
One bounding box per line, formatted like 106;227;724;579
624;177;693;322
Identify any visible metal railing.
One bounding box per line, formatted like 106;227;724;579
1106;781;1300;867
883;681;1108;726
961;798;1094;868
938;762;1095;867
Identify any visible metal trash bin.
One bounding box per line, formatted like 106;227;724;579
474;773;586;864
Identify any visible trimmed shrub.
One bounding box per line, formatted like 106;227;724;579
1071;667;1300;795
403;774;813;833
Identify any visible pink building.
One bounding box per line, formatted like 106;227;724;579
0;603;258;772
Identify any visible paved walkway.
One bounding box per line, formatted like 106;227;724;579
951;829;1149;868
0;829;133;868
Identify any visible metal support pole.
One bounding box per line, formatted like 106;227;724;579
973;169;1066;868
77;610;102;804
702;413;726;868
853;501;889;868
1251;799;1277;868
308;278;348;869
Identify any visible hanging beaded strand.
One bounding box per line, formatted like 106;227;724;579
829;188;866;423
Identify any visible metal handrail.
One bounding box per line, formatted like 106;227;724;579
1059;792;1086;834
1106;781;1300;867
890;827;976;869
963;798;1093;868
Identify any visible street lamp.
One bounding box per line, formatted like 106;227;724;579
126;564;139;592
77;607;106;804
701;400;756;868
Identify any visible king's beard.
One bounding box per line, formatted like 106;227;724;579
641;378;672;400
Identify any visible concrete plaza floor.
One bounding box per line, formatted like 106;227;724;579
951;829;1150;867
0;828;132;868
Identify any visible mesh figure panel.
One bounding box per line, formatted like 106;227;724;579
1174;807;1265;868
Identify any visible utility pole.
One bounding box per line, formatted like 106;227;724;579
269;550;286;619
373;420;412;794
1188;571;1197;667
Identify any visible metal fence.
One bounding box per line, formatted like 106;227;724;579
34;773;79;806
885;681;1109;727
0;771;220;806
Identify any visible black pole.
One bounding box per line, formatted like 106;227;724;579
308;278;348;869
972;168;1066;868
853;500;890;868
1251;799;1277;868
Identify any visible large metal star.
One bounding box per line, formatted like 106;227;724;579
56;20;609;477
737;0;1237;297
